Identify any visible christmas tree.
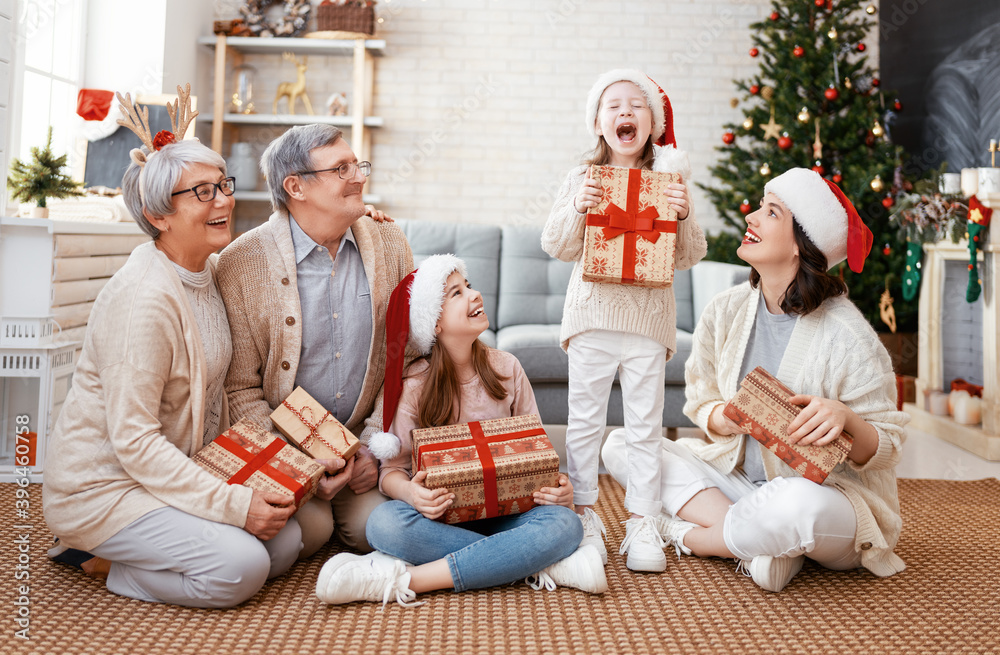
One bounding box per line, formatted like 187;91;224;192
7;126;83;210
699;0;913;332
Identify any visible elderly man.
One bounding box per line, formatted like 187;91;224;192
217;124;413;557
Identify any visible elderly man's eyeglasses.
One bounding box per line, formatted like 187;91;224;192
295;161;372;180
171;177;236;202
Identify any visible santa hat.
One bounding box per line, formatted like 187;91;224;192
764;168;874;273
367;254;468;461
77;89;116;122
585;69;676;148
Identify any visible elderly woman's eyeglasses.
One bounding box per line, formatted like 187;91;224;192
295;161;372;180
171;177;237;202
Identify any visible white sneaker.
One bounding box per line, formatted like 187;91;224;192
618;516;667;572
578;508;608;565
525;545;608;594
316;552;422;607
739;555;805;593
656;515;697;557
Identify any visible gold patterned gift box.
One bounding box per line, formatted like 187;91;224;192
192;417;325;511
270;386;361;461
583;166;680;288
411;414;561;524
723;367;853;484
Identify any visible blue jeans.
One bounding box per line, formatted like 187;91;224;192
366;501;582;592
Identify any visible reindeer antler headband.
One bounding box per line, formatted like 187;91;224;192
115;83;199;168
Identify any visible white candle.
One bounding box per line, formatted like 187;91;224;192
948;389;970;416
940;173;961;195
929;391;951;416
978;167;1000;194
953;395;982;425
961;168;979;197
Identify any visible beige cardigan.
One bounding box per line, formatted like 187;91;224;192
541;145;708;356
216;210;413;441
682;282;909;577
43;242;252;552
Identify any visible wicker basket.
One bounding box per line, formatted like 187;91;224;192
317;4;375;35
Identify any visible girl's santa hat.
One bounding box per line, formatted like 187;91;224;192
585;68;677;148
764;167;874;273
368;254;468;461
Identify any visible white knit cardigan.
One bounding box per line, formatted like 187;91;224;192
681;282;909;577
541;145;708;356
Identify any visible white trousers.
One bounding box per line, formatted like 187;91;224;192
601;429;863;570
91;507;303;608
566;330;665;516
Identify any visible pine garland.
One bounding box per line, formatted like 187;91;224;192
7;127;83;209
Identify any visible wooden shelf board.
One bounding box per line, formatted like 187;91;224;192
904;402;1000;461
198;35;385;56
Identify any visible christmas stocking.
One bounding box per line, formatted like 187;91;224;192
966;195;992;303
902;240;921;302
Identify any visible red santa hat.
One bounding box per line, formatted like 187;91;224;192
367;254;468;461
76;89;116;121
585;69;676;148
764;167;874;273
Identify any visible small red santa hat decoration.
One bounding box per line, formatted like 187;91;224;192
367;254;468;461
764;167;874;273
585;68;677;148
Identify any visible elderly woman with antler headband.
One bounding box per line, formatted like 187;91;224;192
42;85;307;608
601;168;909;593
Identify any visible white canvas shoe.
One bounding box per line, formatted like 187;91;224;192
740;555;805;593
656;515;697;557
619;516;667;572
316;552;422;607
578;508;608;565
525;545;608;594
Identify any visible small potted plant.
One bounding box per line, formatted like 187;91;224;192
7;126;83;218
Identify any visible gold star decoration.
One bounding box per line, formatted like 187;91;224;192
760;105;782;141
970;207;984;224
812;119;823;159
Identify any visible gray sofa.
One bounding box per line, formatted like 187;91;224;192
397;219;750;427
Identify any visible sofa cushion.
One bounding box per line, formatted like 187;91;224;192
398;219;502;331
495;324;567;382
665;329;693;384
673;268;694;333
497;225;574;330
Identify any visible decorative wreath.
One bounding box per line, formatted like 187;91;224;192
240;0;312;38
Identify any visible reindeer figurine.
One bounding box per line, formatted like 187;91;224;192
273;52;315;115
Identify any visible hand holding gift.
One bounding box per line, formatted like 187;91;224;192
532;473;573;508
314;457;354;502
574;167;603;213
243;490;296;541
407;470;455;520
663;181;690;220
786;394;851;447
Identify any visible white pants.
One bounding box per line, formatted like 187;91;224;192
91;507;302;608
566;330;665;517
601;429;863;570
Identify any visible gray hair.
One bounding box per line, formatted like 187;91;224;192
261;124;343;213
121;139;228;239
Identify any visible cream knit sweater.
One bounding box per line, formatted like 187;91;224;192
43;242;250;552
682;282;909;577
216;210;413;441
541;145;708;356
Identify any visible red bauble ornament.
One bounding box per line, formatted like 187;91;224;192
894;99;903;111
968;264;975;271
793;45;805;58
882;196;894;209
770;11;779;20
749;47;759;57
152;130;176;151
812;163;825;175
739;200;752;215
824;86;840;101
815;0;825;6
882;245;892;256
871;77;881;87
722;131;735;145
865;131;876;147
777;135;793;150
857;43;867;52
832;173;843;183
750;84;760;95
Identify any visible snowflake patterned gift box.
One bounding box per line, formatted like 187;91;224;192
583;166;680;288
270;386;361;461
722;367;853;484
411;414;561;524
192;417;325;511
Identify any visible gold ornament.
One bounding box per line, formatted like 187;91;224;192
730;97;740;108
273;52;315;115
844;76;853;90
813;119;823;160
872;119;884;138
879;284;897;334
827;27;838;39
761;86;775;101
797;106;811;123
760;105;782;141
871;175;885;193
759;162;771;176
866;4;877;15
743;116;755;130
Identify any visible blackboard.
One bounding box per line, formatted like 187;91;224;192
83;104;175;189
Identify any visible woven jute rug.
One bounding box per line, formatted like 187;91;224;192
2;476;997;654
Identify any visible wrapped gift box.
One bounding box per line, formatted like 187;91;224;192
723;367;853;484
411;414;560;524
193;417;324;510
270;386;361;461
582;166;680;288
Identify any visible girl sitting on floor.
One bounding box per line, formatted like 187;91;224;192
316;255;607;606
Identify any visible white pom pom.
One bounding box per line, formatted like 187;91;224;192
367;431;401;460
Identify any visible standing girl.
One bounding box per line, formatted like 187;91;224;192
316;255;606;606
542;70;707;572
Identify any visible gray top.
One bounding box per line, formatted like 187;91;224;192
739;292;796;485
289;216;372;425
